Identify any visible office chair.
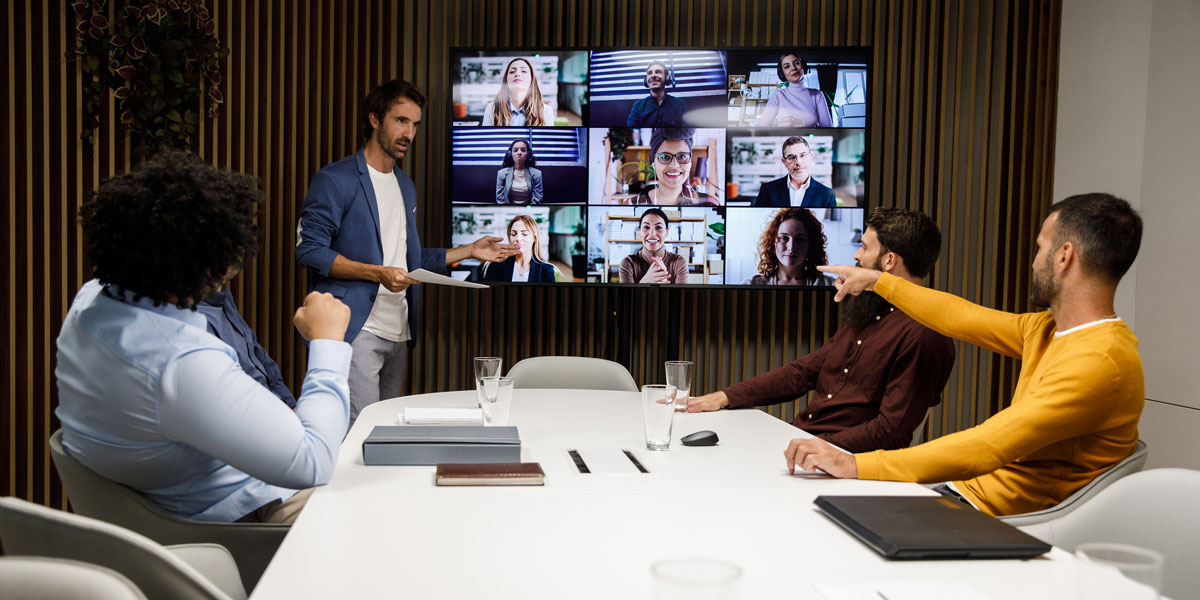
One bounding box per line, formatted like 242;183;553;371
1018;468;1200;600
998;439;1148;527
0;497;246;600
0;556;148;600
506;356;639;392
48;429;287;593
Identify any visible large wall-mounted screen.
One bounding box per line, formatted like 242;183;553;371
449;47;869;288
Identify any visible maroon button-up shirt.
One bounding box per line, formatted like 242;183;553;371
724;306;955;452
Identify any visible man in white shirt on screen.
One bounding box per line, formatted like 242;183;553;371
752;136;838;208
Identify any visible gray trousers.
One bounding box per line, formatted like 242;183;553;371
347;330;410;429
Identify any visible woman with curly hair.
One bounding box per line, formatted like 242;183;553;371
57;149;353;524
482;57;555;126
743;208;836;286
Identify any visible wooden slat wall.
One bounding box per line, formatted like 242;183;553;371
3;0;1061;508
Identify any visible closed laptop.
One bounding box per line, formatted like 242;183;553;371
814;495;1052;560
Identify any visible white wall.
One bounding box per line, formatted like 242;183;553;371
1055;0;1200;469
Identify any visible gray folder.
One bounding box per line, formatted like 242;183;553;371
362;425;521;466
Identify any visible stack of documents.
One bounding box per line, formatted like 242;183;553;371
402;407;484;425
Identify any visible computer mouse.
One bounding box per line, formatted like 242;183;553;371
680;430;719;447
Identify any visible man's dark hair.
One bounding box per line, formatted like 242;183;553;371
781;135;810;154
80;149;260;308
639;207;670;227
361;79;426;140
865;207;941;278
1048;193;1142;282
649;127;696;157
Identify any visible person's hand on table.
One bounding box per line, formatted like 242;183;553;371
639;257;671;284
375;265;419;292
784;437;858;478
688;391;729;412
817;265;884;302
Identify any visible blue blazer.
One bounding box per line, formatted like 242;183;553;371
751;176;838;208
495;166;544;204
296;149;447;344
479;256;556;283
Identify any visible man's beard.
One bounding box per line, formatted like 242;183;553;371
841;291;891;328
1029;260;1058;308
377;129;409;161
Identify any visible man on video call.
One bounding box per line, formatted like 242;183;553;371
626;60;687;127
296;79;513;427
689;208;955;453
789;193;1144;517
752;136;838;208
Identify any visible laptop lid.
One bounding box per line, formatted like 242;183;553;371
814;495;1052;560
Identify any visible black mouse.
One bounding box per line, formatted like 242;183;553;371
680;430;719;447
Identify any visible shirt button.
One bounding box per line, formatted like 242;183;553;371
876;315;881;320
843;368;849;373
856;340;862;345
826;394;832;399
807;413;814;419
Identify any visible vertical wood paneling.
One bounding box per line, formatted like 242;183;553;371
4;0;1062;508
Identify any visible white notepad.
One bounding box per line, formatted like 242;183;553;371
401;407;484;425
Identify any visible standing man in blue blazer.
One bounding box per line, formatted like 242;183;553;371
297;79;513;425
751;136;838;208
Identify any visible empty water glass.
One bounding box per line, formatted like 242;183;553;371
665;361;693;412
651;557;742;600
642;384;677;451
479;376;514;426
473;357;502;410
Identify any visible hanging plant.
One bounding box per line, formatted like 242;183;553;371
68;0;229;156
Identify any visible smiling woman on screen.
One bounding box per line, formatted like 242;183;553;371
755;51;833;128
619;208;689;285
635;128;718;207
743;208;836;286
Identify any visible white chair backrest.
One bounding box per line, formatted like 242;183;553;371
1000;439;1147;527
0;556;147;599
0;497;237;600
506;356;639;392
1019;468;1200;600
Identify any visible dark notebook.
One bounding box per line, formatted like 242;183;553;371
435;462;545;486
814;495;1052;560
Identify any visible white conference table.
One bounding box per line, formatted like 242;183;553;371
251;389;1138;599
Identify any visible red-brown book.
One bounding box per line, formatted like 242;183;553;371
435;462;546;486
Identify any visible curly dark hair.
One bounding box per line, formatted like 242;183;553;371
756;208;827;281
80;149;260;308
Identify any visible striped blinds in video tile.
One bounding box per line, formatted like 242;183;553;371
451;127;586;167
589;50;727;101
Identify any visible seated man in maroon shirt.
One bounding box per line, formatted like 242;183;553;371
689;208;955;452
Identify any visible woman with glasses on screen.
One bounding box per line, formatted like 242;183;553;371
635;128;719;207
619;208;689;284
754;52;833;128
480;214;557;283
481;57;556;127
743;208;836;286
495;139;543;205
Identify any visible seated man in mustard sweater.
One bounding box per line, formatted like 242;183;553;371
790;193;1144;517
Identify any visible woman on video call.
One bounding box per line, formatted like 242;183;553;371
743;208;837;286
480;214;557;283
619;208;689;284
482;57;556;126
495;139;544;205
755;52;833;128
635;128;719;207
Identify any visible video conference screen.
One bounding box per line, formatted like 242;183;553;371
448;47;869;288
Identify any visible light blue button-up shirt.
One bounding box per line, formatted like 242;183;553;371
55;280;351;522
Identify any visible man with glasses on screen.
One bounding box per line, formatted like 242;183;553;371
627;60;688;127
752;136;838;208
296;79;513;428
690;208;955;453
788;194;1144;517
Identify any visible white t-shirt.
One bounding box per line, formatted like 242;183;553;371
360;165;411;343
511;169;529;192
787;175;812;207
512;261;531;282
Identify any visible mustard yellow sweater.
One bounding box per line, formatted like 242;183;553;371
855;273;1144;516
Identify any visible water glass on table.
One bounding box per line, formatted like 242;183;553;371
664;361;693;412
479;376;514;426
651;557;742;600
473;356;502;410
1075;543;1163;600
642;384;677;451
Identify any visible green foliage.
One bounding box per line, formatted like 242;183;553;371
68;0;229;156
